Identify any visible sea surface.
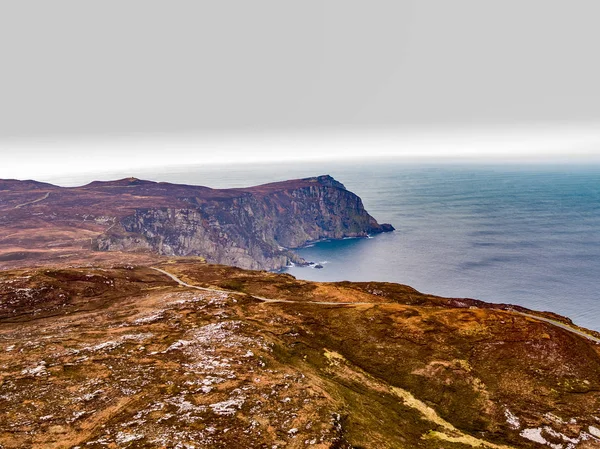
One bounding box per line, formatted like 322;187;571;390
46;161;600;331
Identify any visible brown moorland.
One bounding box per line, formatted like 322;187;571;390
1;260;599;448
0;176;393;271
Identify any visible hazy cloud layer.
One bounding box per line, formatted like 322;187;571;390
2;124;600;182
1;0;599;142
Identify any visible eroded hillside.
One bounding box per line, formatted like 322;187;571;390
0;176;393;271
1;261;599;448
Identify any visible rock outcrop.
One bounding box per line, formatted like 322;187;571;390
94;175;394;270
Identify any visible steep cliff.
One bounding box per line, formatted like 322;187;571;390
93;175;394;270
0;175;393;271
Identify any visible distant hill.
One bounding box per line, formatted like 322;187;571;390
1;176;599;448
0;175;393;270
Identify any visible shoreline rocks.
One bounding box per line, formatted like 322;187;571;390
95;175;394;270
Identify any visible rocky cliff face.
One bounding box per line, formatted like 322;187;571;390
94;175;394;270
0;175;393;271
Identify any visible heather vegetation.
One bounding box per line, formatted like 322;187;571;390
1;261;599;448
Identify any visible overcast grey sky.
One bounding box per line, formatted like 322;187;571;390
1;1;600;178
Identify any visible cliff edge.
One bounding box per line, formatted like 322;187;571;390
0;175;393;270
94;175;394;270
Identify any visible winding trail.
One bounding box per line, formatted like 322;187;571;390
14;192;50;209
512;311;600;344
151;267;372;306
151;267;600;344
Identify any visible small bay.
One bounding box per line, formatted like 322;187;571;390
46;161;600;331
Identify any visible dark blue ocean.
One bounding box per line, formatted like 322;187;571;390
48;161;600;331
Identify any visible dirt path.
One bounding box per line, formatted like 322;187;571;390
151;267;600;344
150;267;373;306
513;310;600;344
14;191;50;209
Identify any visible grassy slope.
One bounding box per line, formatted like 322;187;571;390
0;261;599;448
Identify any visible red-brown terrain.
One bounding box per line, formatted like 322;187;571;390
0;176;392;271
1;177;599;448
1;261;599;448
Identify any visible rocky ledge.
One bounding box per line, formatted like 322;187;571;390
0;175;393;271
